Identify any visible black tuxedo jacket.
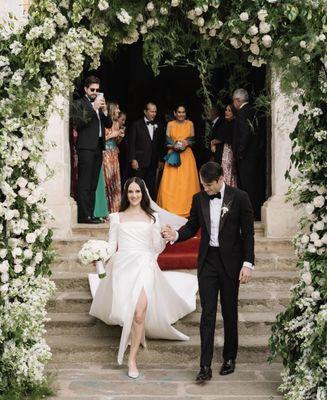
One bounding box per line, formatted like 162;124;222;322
210;116;225;163
72;97;111;151
177;186;255;279
233;103;258;162
129;118;165;168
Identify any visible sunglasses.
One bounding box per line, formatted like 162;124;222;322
89;88;100;92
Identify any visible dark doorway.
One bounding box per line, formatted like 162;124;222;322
73;41;269;218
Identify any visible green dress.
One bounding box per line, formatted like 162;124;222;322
94;165;108;218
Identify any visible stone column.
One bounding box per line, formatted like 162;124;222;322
43;98;77;238
261;69;302;238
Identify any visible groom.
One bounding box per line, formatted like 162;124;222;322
162;162;254;382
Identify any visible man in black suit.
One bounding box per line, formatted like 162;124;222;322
162;162;254;381
208;105;224;164
128;102;164;199
232;88;260;219
72;76;111;223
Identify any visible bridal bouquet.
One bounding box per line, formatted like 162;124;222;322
78;240;111;278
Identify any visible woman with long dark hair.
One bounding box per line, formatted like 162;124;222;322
88;177;198;379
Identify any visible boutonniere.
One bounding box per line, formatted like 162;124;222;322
153;123;158;130
221;201;232;218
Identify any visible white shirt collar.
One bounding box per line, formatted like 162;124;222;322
212;116;219;125
239;102;248;109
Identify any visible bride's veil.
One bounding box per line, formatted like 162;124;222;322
145;186;187;230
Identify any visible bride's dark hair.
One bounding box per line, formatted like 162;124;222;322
120;177;156;222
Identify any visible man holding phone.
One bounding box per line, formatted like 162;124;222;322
72;75;111;223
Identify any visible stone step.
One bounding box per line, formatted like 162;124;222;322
52;252;297;273
52;236;294;256
70;221;265;238
47;289;289;314
46;334;272;364
46;311;279;337
50;270;297;292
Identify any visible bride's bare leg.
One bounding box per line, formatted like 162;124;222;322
128;288;147;375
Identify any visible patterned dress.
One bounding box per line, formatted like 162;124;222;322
103;122;121;213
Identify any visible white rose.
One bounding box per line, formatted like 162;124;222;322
302;272;312;285
16;177;28;187
197;17;205;27
98;0;109;11
257;9;268;21
290;56;301;65
26;195;38;205
136;13;144;22
307;244;316;253
187;10;196;20
26;266;35;275
321;233;327;244
146;18;155;28
248;25;258;36
301;235;309;244
313;221;324;231
18;188;30;198
304;54;310;63
26;233;37;244
306;285;314;295
140;25;148;34
194;7;202;16
0;261;9;273
305;204;315;215
313;195;325;208
314;239;323;247
310;232;320;242
24;249;33;259
262;34;272;48
240;12;249;21
0;283;9;294
0;249;7;258
230;38;242;49
242;36;250;44
209;29;216;37
1;273;9;283
259;21;271;34
250;43;260;55
146;2;154;12
303;261;310;269
171;0;180;6
12;247;22;258
318;34;326;41
311;291;321;301
160;7;168;15
300;40;306;48
14;264;23;273
251;58;266;67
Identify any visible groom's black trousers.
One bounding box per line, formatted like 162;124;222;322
198;247;240;366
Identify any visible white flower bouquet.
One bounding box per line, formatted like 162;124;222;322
78;240;111;278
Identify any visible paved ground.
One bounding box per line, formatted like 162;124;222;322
48;362;283;399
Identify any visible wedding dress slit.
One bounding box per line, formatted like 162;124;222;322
88;212;198;365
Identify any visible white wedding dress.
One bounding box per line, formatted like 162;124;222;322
88;212;198;365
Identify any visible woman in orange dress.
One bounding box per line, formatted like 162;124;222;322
157;104;200;217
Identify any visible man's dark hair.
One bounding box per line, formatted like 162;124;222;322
144;101;156;111
84;75;100;88
200;162;224;183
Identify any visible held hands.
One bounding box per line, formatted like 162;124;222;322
239;266;252;284
161;225;177;242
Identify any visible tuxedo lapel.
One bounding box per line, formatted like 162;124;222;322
219;185;235;233
142;120;152;142
200;193;211;234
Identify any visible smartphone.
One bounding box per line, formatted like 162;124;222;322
97;92;104;101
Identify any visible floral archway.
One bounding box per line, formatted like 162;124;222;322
0;0;325;398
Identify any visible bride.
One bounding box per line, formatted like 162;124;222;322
88;177;198;378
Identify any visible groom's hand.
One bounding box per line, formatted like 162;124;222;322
239;266;252;284
161;225;176;241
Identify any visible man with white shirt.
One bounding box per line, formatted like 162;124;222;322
72;76;111;224
129;102;165;199
162;161;254;382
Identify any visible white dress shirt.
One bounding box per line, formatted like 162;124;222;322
173;182;253;270
212;116;220;127
239;102;248;109
144;117;154;140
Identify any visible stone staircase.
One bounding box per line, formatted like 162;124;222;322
47;222;297;365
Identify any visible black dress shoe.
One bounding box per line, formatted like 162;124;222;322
219;359;235;375
196;366;212;382
78;217;101;224
91;217;105;223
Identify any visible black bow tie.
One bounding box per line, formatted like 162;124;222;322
207;192;221;200
146;120;155;125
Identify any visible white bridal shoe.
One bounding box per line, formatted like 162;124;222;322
127;369;139;379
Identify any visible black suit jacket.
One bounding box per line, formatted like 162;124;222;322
72;97;111;151
210;116;225;163
129;118;165;168
233;103;258;162
177;186;254;279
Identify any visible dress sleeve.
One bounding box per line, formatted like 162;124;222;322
107;213;119;258
152;213;166;254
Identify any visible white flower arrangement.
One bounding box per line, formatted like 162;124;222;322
116;9;132;25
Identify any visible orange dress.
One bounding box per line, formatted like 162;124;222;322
157;120;200;217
